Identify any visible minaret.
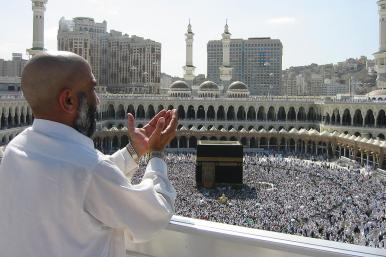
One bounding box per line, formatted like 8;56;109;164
27;0;48;57
219;20;233;92
183;20;195;83
374;0;386;89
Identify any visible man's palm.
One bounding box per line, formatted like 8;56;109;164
127;110;171;156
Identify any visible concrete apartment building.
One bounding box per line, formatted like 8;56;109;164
207;36;282;96
0;53;27;77
57;17;161;94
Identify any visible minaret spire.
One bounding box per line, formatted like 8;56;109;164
219;20;233;92
28;0;48;57
374;0;386;89
183;19;195;83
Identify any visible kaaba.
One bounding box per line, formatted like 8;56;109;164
196;140;243;188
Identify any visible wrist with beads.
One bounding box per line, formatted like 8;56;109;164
149;150;165;161
126;142;139;164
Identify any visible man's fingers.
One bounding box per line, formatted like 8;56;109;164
162;110;178;136
149;117;165;140
127;113;136;135
148;109;166;127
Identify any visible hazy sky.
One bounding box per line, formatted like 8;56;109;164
0;0;379;76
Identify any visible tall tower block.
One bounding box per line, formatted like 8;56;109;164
374;0;386;89
27;0;48;56
183;21;196;82
219;21;233;92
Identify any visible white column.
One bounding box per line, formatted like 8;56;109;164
31;0;48;50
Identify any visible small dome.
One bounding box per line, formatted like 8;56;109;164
199;81;219;91
170;80;190;90
368;88;386;96
228;81;248;91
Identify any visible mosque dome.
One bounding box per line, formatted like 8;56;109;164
199;81;219;91
368;88;386;97
228;81;249;91
170;80;190;91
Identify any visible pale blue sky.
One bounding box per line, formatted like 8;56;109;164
0;0;379;76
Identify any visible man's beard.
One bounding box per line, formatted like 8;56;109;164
74;93;97;138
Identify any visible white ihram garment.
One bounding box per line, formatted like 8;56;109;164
0;119;176;257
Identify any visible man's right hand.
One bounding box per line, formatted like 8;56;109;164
148;109;178;152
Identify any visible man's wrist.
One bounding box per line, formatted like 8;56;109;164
149;150;165;161
126;142;139;164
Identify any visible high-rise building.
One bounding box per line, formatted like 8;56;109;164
207;29;282;96
57;17;161;94
0;53;28;77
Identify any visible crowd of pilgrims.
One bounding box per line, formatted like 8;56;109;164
133;152;386;248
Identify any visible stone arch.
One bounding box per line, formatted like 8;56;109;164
342;109;351;126
353;109;363;126
20;106;26;125
14;107;19;126
117;104;125;119
277;106;286;121
269;137;278;150
217;106;225;120
1;112;6;129
136;105;145;119
157;105;164;113
121;135;129;147
377;110;386;127
307;107;316;121
250;137;257;148
167;105;174;110
112;136;119;150
287;107;296;121
257;106;266;121
240;137;247;146
177;105;185;120
267;106;276;121
107;104;115;119
146;105;155;119
227;106;236;120
260;137;267;148
187;105;195;119
378;133;385;140
237;106;246;121
325;113;331;124
127;105;135;118
179;136;188;148
247;106;256;120
207;106;215;120
297;107;306;121
189;137;197;148
364;109;375;127
170;138;178;148
197;105;205;120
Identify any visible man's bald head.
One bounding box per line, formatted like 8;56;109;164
21;51;92;116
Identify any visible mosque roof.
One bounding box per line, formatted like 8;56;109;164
170;80;190;91
199;81;219;91
368;88;386;96
228;81;249;91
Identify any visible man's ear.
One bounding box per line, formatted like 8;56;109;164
58;89;77;114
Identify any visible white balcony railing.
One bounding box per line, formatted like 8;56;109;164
125;216;385;257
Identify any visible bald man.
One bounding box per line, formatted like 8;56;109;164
0;51;177;257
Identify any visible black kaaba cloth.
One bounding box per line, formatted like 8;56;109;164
196;140;243;188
